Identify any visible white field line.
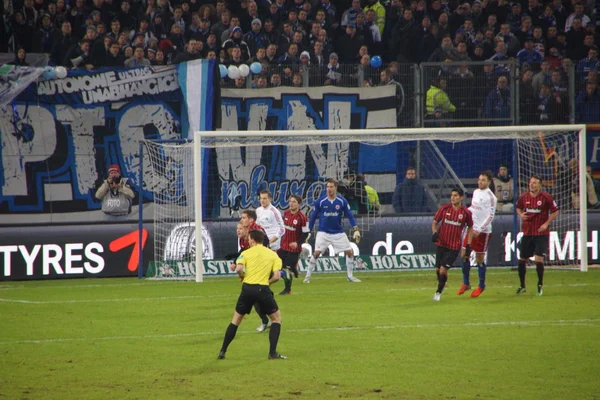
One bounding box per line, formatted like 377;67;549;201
0;318;598;346
0;283;594;304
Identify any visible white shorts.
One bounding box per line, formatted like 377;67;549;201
314;232;352;254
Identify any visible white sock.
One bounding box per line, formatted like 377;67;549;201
346;256;354;278
305;257;316;279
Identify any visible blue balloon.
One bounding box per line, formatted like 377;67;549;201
250;62;263;74
43;66;56;80
370;56;382;68
219;64;228;78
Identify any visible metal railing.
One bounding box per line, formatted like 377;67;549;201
219;60;589;127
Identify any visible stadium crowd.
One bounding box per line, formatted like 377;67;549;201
1;0;599;122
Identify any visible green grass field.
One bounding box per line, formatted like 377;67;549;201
1;268;599;400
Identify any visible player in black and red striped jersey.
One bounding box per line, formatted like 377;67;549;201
515;176;559;296
431;187;473;301
278;195;310;295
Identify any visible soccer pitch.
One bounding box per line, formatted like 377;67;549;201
1;269;599;400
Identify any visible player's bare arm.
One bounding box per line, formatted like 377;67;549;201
539;210;559;232
268;270;281;285
517;207;529;220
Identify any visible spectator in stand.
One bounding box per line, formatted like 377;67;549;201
456;17;477;46
428;35;456;62
211;9;230;43
311;40;327;68
270;72;282;88
264;43;279;64
125;46;151;66
515;15;533;45
337;22;364;64
531;26;546;57
484;76;511;124
532;60;552;94
224;46;244;66
517;37;544;64
576;46;600;81
92;34;112;67
241;1;260;33
32;14;55;53
9;48;29;66
536;83;563;124
571;34;598;62
449;63;476;122
565;3;591;32
418;18;441;62
324;53;343;86
392;167;429;213
280;43;300;67
426;77;455;125
190;16;211;42
575;82;600;122
538;5;557;33
520;69;537;123
566;17;586;51
391;8;420;62
507;3;523;33
525;0;543;22
234;76;246;88
341;0;362;29
437;13;450;38
244;19;267;57
364;0;385;36
105;40;125;66
482;14;499;36
118;0;136;31
551;0;569;30
51;21;75;66
222;27;251;61
379;68;405;114
291;31;307;53
173;38;201;63
221;15;242;45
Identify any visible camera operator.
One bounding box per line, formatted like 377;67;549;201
95;165;134;216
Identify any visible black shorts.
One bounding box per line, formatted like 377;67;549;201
235;284;279;316
519;235;548;259
278;249;300;275
435;246;460;269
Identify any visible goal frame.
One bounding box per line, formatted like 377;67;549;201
189;124;588;282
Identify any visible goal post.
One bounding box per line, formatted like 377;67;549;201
144;124;588;281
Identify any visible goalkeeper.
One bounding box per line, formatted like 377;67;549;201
304;179;362;283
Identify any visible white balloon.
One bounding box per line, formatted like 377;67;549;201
55;66;67;79
238;64;250;77
227;65;240;80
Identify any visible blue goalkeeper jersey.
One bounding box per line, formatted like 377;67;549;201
309;194;358;234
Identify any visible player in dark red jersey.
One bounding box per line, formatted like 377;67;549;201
515;175;559;296
278;195;310;295
431;187;473;301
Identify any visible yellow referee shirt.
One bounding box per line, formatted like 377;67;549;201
236;245;282;286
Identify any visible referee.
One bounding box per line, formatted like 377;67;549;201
218;230;287;360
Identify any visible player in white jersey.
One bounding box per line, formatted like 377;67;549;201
256;190;286;251
457;170;497;298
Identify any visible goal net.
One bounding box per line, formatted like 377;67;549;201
142;125;588;281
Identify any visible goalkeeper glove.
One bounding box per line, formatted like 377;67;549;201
465;244;472;259
352;227;361;243
431;232;439;243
